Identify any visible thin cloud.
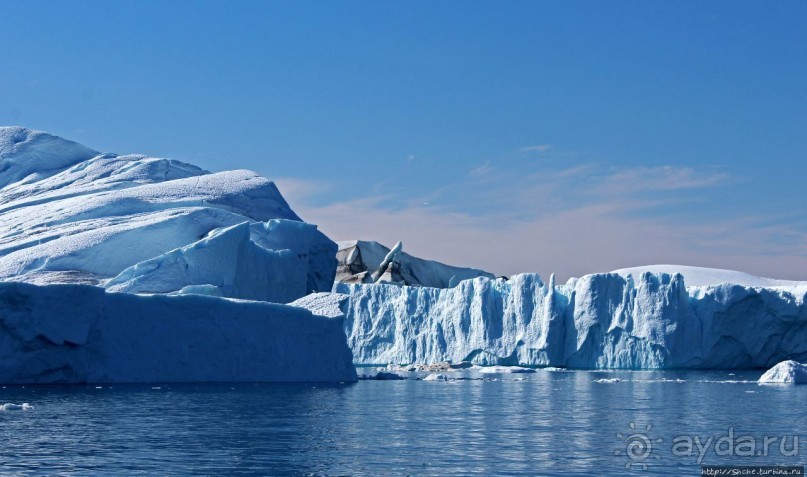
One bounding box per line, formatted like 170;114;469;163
468;161;494;178
600;166;732;193
519;144;552;153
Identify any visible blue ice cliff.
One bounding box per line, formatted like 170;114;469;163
325;246;807;369
0;127;356;383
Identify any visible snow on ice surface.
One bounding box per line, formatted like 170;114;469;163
0;127;98;188
288;292;349;319
612;264;805;288
758;360;807;384
0;281;357;383
0;127;336;299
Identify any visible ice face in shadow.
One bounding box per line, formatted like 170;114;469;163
336;269;807;369
105;220;318;303
0;281;357;383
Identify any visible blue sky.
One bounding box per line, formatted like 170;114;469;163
1;1;805;279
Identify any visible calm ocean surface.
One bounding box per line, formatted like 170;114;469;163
0;369;804;476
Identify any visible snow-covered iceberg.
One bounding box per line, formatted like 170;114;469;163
0;281;357;383
336;240;494;287
336;267;807;369
758;360;807;384
0;127;336;298
0;127;354;383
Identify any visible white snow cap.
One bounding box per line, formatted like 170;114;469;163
0;127;337;300
611;264;805;288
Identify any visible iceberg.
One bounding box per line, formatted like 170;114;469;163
336;267;807;369
0;127;354;383
1;403;34;411
758;360;807;384
423;373;448;381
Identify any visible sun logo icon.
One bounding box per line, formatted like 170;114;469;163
614;422;663;471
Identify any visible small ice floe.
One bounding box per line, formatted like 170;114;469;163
594;378;621;383
423;373;448;381
699;379;754;384
1;403;34;411
477;366;536;374
151;386;162;390
388;362;471;373
758;360;807;384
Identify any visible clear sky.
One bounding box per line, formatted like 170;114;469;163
1;1;805;280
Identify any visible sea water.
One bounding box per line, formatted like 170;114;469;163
0;370;805;475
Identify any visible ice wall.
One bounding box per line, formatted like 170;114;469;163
336;272;807;369
0;281;357;383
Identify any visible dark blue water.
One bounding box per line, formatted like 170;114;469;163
1;369;805;476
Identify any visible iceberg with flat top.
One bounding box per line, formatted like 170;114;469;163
336;264;807;369
0;127;354;383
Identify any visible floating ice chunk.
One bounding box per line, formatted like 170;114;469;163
423;373;448;381
758;360;807;384
477;366;536;374
594;378;621;383
1;403;33;411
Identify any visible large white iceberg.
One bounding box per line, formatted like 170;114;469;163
0;127;354;383
335;267;807;369
0;127;336;298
